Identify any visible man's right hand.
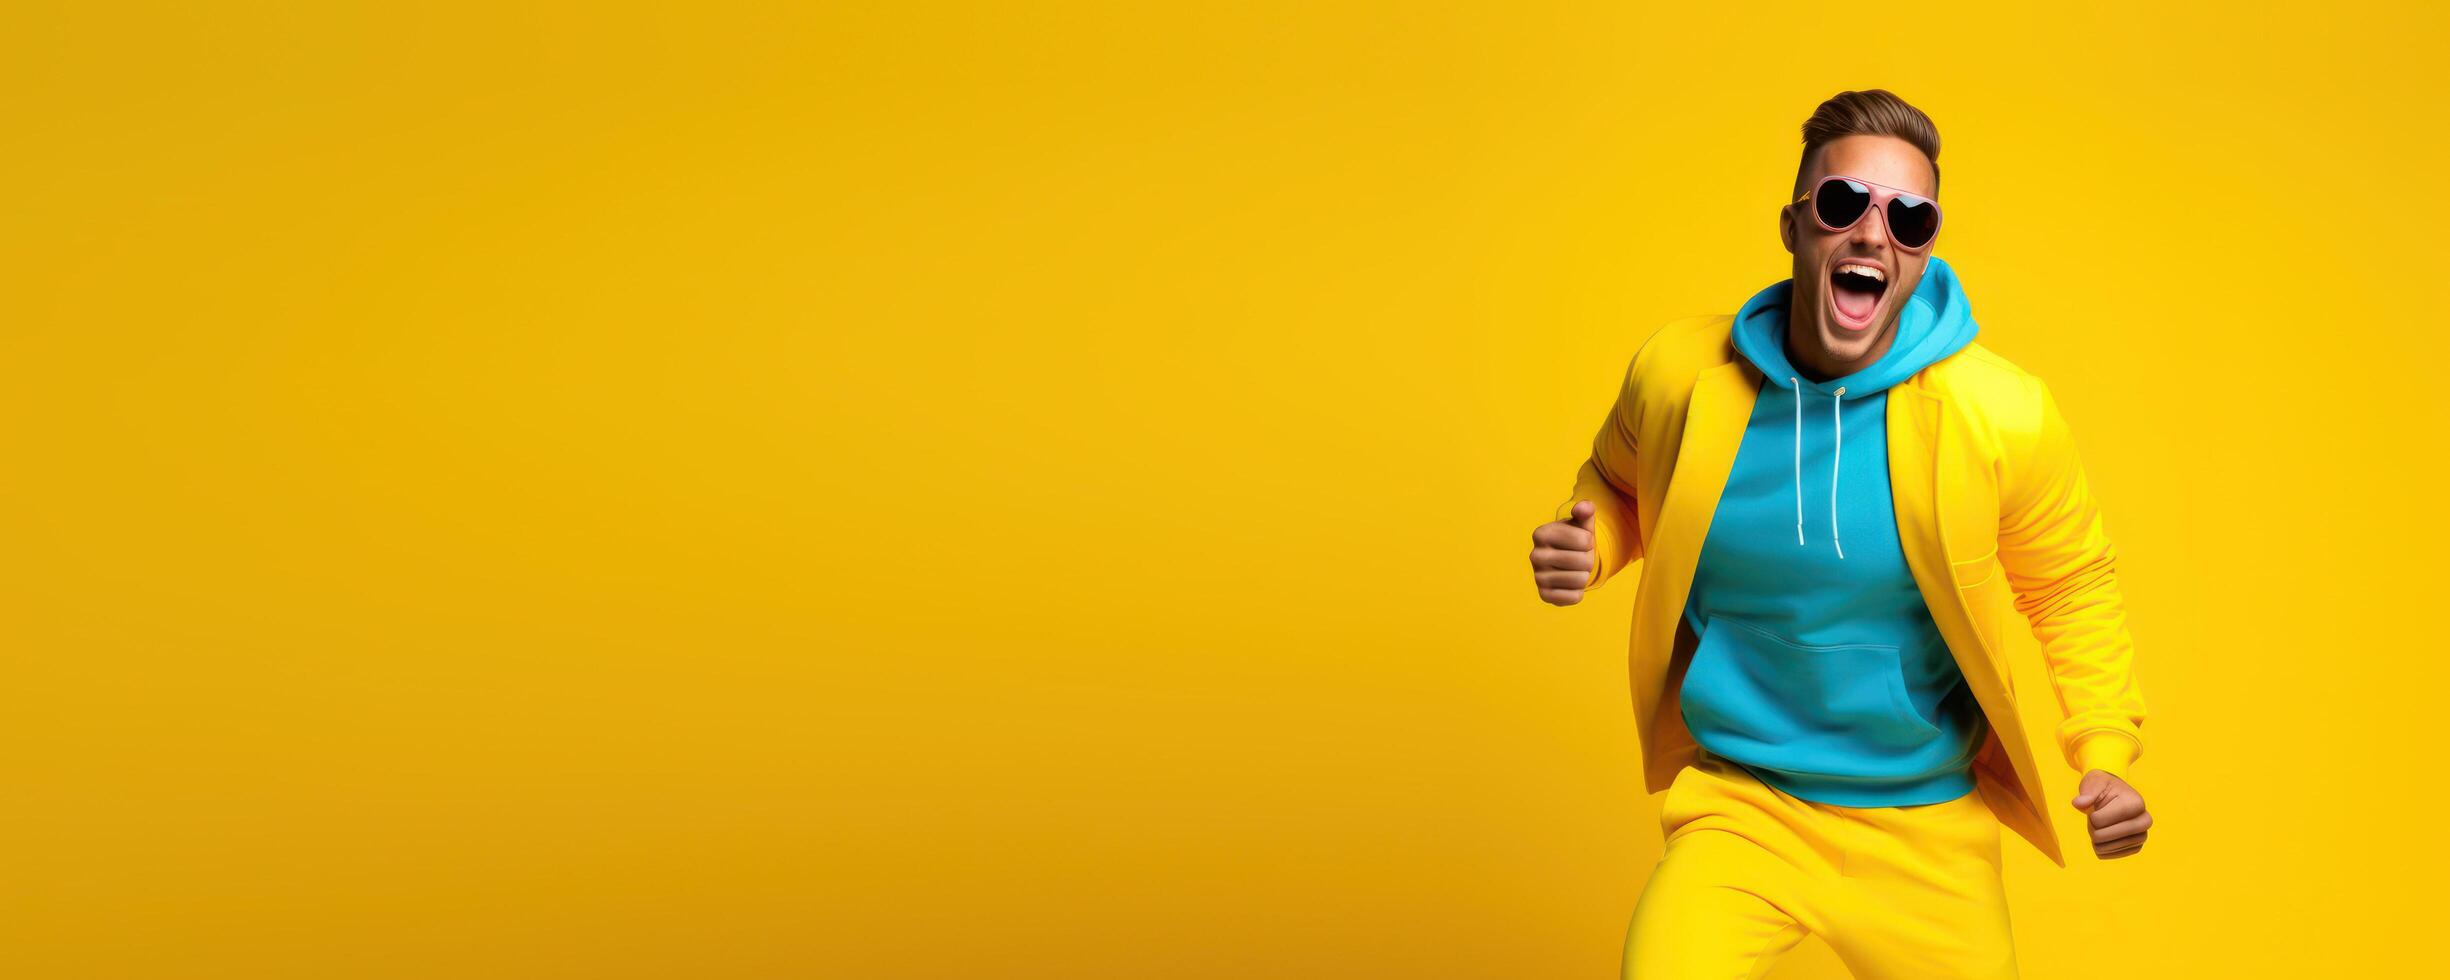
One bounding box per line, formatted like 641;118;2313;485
1530;499;1599;606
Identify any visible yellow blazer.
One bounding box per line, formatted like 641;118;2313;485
1558;315;2147;867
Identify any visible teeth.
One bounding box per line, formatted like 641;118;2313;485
1836;262;1884;282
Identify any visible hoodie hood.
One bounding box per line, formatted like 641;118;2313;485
1730;254;1979;397
1721;254;1980;561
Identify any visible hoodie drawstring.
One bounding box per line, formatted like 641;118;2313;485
1790;378;1804;547
1789;378;1847;561
1830;386;1846;560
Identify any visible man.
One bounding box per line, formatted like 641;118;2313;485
1527;90;2151;978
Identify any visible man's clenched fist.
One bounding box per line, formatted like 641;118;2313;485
2071;770;2154;859
1530;499;1599;606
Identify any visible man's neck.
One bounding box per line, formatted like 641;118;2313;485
1785;303;1895;383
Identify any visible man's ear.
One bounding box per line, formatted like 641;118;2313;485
1778;205;1797;255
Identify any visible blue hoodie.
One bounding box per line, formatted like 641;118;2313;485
1677;255;1988;806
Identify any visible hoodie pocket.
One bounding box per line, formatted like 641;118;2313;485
1681;615;1943;750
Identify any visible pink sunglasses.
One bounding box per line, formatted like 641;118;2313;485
1788;174;1941;250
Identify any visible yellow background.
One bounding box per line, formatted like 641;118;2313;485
4;2;2444;977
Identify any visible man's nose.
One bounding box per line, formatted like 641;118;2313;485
1848;205;1892;248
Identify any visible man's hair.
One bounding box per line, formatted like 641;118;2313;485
1794;89;1941;199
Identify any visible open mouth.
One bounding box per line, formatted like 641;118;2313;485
1828;261;1887;331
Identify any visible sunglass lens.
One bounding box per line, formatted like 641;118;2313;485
1813;178;1870;229
1886;196;1940;248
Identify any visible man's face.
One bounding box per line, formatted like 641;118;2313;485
1779;134;1938;370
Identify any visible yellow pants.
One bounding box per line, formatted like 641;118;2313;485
1623;749;2019;979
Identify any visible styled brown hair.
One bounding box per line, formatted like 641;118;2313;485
1794;89;1940;199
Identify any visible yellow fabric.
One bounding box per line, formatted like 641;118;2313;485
1559;315;2147;867
1624;750;2019;979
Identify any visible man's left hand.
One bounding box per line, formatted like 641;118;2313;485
2070;770;2152;859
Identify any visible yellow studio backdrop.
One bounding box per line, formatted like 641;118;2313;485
2;2;2444;977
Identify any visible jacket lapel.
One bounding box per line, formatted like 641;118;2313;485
1631;359;1756;781
1888;380;2060;863
1885;384;1959;656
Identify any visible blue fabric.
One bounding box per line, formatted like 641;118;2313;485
1678;256;1989;807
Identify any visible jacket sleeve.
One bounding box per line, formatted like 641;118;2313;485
1995;377;2148;782
1555;345;1648;591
